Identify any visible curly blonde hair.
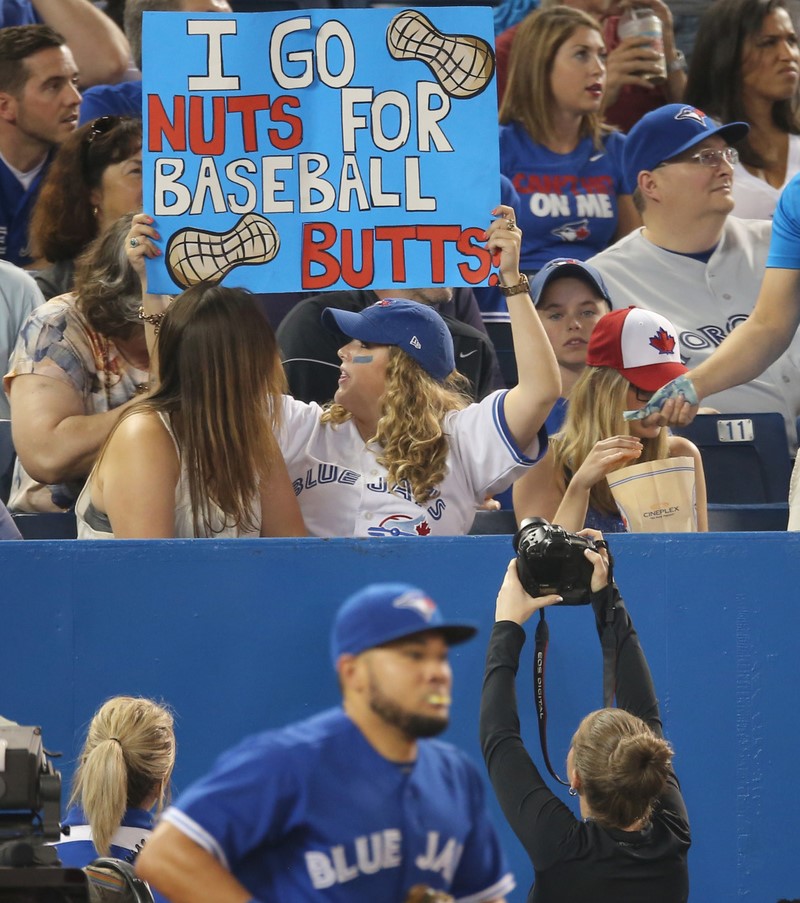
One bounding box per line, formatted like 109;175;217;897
552;366;669;515
320;347;471;504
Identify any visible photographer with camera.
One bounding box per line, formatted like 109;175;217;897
480;531;690;902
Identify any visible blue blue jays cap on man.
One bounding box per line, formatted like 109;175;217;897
623;104;749;193
321;298;456;382
330;583;477;666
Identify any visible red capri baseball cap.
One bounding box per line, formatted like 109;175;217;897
586;306;687;392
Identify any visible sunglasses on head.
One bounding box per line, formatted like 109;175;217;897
81;115;122;182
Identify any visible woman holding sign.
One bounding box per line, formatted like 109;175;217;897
513;307;707;533
499;6;639;274
127;205;560;537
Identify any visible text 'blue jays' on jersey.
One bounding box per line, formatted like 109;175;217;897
164;708;515;902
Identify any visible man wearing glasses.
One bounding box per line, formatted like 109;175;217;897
588;103;800;452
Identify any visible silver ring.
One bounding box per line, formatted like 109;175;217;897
129;237;139;248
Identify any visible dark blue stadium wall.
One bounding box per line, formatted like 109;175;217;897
2;534;799;901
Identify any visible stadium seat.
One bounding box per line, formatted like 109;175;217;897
483;322;517;388
469;509;518;535
0;420;14;505
12;511;78;540
707;502;789;532
671;412;793;505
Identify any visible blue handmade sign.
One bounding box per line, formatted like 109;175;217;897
141;7;500;294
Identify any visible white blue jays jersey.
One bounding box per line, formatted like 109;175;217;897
163;708;515;902
278;390;545;537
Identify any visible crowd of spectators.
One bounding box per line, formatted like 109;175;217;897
0;0;799;541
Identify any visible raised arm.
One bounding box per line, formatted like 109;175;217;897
587;559;662;733
136;822;253;903
32;0;130;88
480;560;570;869
636;267;800;427
487;207;561;450
481;547;611;868
127;213;170;383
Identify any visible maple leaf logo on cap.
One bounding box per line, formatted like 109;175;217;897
649;327;676;355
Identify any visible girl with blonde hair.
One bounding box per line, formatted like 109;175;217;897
54;696;175;866
514;306;708;532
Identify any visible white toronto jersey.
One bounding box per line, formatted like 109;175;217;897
590;218;800;451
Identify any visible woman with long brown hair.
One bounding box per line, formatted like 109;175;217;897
30;116;143;298
685;0;800;219
75;282;306;538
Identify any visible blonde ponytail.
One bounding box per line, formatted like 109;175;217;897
70;697;175;856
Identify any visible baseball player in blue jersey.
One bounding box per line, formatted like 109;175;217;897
136;584;515;903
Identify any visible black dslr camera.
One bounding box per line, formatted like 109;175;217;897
513;517;596;605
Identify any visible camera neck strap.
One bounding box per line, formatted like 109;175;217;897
532;553;617;789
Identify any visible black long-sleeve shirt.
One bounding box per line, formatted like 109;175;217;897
480;589;691;902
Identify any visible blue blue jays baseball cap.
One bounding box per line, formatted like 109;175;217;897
623;104;749;192
530;258;613;308
330;583;477;665
321;298;456;382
